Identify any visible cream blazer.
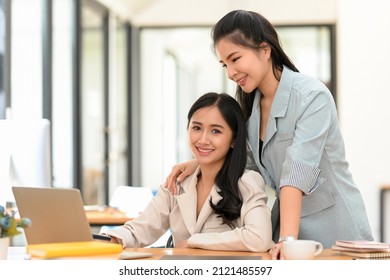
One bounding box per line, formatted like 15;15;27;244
106;167;273;252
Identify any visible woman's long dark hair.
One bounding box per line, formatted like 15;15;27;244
211;10;299;121
187;92;247;227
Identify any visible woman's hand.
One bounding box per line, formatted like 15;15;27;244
174;240;188;248
164;159;199;195
269;242;285;260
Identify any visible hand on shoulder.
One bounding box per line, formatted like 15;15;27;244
164;159;199;195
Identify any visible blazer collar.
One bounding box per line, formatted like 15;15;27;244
249;66;294;147
271;65;293;119
176;166;222;234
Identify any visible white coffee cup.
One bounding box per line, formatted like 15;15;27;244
283;240;323;260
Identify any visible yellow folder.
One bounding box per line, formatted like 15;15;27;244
27;241;122;259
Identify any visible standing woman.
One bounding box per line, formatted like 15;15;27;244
165;10;373;259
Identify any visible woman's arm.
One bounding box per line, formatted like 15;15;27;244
270;186;302;259
104;186;172;248
164;159;199;195
279;185;302;239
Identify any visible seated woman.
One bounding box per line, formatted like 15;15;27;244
104;92;273;252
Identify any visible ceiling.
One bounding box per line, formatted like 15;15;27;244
97;0;160;21
96;0;337;27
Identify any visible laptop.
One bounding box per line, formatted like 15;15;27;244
12;186;94;244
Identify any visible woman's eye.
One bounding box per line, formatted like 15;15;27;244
192;125;201;131
212;129;221;134
232;56;240;62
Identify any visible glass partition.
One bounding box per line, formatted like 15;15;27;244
52;0;73;188
276;25;334;96
139;27;226;190
10;0;42;119
80;1;106;204
108;20;128;198
0;0;4;118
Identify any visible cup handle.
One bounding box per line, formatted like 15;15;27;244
314;242;323;256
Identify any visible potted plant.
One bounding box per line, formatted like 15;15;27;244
0;204;31;259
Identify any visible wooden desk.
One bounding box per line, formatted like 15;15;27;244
117;248;353;260
42;248;353;260
85;208;132;226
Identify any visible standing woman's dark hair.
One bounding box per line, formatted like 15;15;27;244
187;92;247;227
211;10;299;120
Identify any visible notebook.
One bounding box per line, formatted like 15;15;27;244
27;241;122;259
335;240;390;249
335;250;390;259
332;245;390;253
12;186;95;244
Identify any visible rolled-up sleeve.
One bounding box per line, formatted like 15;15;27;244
279;89;335;194
280;160;324;194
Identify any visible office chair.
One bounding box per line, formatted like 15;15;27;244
109;186;153;217
165;234;174;248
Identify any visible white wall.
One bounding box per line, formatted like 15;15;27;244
337;0;390;242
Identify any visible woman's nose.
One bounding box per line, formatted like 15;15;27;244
226;66;237;81
199;131;210;143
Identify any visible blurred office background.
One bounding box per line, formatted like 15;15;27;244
0;0;390;243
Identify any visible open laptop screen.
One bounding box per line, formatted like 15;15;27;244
12;187;93;244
